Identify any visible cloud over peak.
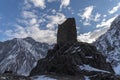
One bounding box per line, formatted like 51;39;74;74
96;15;117;28
5;25;56;44
78;28;109;43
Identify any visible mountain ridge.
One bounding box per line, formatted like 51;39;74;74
94;15;120;75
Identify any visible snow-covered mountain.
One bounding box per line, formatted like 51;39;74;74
94;15;120;75
0;37;52;76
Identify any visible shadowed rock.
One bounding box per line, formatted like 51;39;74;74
4;71;13;74
0;73;31;80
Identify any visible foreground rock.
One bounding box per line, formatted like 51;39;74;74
30;42;117;78
90;73;120;80
0;73;31;80
30;18;119;80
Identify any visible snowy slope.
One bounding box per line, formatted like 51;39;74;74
0;37;52;76
94;15;120;75
79;64;110;73
31;75;56;80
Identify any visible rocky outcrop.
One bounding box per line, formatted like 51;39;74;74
30;18;118;80
57;18;77;47
30;42;114;76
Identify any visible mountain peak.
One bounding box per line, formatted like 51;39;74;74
112;15;120;23
109;15;120;30
0;37;51;76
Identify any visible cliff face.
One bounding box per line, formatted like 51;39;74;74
57;18;77;47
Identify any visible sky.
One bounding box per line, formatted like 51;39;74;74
0;0;120;43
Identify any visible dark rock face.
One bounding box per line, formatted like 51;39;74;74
30;18;118;80
0;73;31;80
4;71;13;74
90;73;120;80
30;42;114;76
57;18;77;47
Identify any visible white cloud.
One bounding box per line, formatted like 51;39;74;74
30;18;37;25
60;0;70;11
93;13;101;22
5;25;28;38
81;6;94;20
23;0;32;10
78;27;109;43
27;0;46;9
5;3;53;44
109;2;120;14
17;11;39;27
78;32;94;43
4;0;67;44
96;15;117;28
5;25;56;44
103;15;107;17
5;12;65;43
82;21;91;26
51;9;56;14
22;11;37;19
102;19;106;22
46;13;66;29
78;6;95;26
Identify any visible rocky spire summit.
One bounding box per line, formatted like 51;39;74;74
57;18;77;47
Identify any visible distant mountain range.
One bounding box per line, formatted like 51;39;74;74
0;37;52;76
